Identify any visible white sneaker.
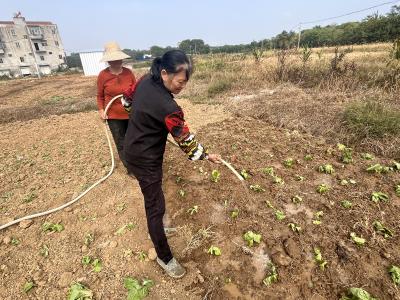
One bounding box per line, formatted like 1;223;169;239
156;257;186;279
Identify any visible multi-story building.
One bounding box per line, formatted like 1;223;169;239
0;12;67;77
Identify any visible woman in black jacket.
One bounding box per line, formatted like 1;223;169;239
123;50;221;278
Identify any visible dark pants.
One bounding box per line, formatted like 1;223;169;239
127;163;173;264
107;119;129;168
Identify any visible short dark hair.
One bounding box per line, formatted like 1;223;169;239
150;50;192;83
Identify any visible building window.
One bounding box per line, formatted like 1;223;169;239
24;35;28;39
59;54;62;59
29;27;41;35
40;56;45;61
11;29;16;36
49;52;53;55
8;53;12;57
16;42;20;48
52;28;56;34
0;58;3;63
20;57;24;62
42;42;48;46
34;43;39;51
55;41;59;46
29;53;33;56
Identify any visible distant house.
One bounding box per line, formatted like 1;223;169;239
0;12;67;77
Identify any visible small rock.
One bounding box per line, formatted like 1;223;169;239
381;251;391;259
109;241;118;248
283;238;300;259
19;219;33;229
58;272;73;288
197;274;205;283
3;236;11;245
271;251;292;267
1;264;7;271
148;248;157;261
81;245;88;253
170;289;176;294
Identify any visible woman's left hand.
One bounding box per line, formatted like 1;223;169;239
207;154;222;164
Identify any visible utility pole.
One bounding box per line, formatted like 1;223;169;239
297;23;302;49
23;22;41;78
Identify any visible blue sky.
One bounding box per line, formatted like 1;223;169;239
0;0;397;53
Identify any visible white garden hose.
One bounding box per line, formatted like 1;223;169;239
0;94;123;231
0;94;243;231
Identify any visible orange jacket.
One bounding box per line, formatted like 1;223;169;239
96;67;136;119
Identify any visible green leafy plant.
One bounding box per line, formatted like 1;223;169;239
275;210;286;221
115;223;136;235
312;211;324;225
207;245;221;256
92;258;102;272
292;195;303;204
40;244;49;257
350;232;365;246
389;265;400;286
243;231;262;247
366;164;390;174
272;176;284;185
392;161;400;171
210;170;221;183
23;281;35;293
124;277;154;300
84;233;94;246
263;263;278;286
67;283;93;300
22;192;38;203
337;143;353;164
316;184;330;194
250;185;265;192
288;223;301;233
340;287;378;300
304;154;313;161
361;153;374;160
283;158;294;168
240;170;251;180
178;189;186;197
82;255;92;266
187;205;199;215
396;184;400;197
262;167;275;176
373;221;394;238
137;251;147;262
11;237;20;245
295;175;305;181
175;176;183;184
318;164;335;174
371;192;389;203
230;209;239;219
341;200;352;209
42;222;64;233
314;248;328;270
116;203;127;212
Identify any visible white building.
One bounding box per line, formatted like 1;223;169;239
0;12;67;77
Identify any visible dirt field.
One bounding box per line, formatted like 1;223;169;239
1;74;400;299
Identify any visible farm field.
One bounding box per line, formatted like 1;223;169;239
1;43;400;299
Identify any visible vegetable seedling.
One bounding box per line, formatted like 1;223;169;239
272;176;284;185
250;185;265;192
312;211;324;225
23;281;35;293
11;237;20;245
337;143;353;164
318;164;334;174
84;233;94;246
292;195;303;204
82;255;91;266
178;189;186;197
340;287;378;300
92;258;102;272
116;203;126;212
240;170;251;180
395;184;400;197
207;245;221;256
392;161;400;171
350;232;365;246
187;205;199;215
314;248;328;270
210;170;221;182
124;277;154;300
389;265;400;286
42;222;64;233
366;164;390;174
295;175;305;181
304;154;313;161
40;244;49;257
115;222;136;236
288;223;301;233
243;231;262;247
137;251;147;262
275;210;286;220
361;153;374;160
67;283;93;300
283;158;294;168
230;209;239;219
373;221;394;238
371;192;389;203
316;184;330;194
263;263;278;286
262;167;274;176
341;200;352;209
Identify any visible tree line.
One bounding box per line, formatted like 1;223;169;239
66;5;400;68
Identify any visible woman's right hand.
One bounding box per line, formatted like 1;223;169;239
207;154;222;164
99;109;106;121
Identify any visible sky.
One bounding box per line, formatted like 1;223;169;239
0;0;397;53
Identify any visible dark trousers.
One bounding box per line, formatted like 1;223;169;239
107;119;129;168
127;163;173;264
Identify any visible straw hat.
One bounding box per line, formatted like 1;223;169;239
100;41;130;62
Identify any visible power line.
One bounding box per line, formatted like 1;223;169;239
300;0;399;25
